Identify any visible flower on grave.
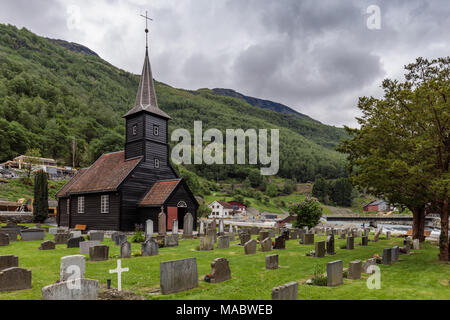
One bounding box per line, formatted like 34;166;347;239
204;274;212;283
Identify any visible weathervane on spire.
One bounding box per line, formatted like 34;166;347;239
140;11;153;55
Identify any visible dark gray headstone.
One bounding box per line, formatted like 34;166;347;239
304;233;314;245
0;267;32;292
392;246;399;262
239;233;251;246
39;241;55;250
327;260;343;287
20;229;46;241
0;255;18;271
348;260;362;280
88;231;104;242
142;238;159;257
210;258;231;283
164;234;179;247
261;238;272;252
183;213;194;239
244;239;257;255
67;237;85;249
114;234;127;246
383;248;392;265
0;232;10;246
273;236;286;250
217;236;230;249
346;236;354;250
266;254;279;270
89;245;109;262
120;241;131;259
326;235;335;255
160;258;198;295
272;282;298;300
315;241;326;258
54;232;71;245
361;236;369;246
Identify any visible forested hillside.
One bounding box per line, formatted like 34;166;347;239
0;24;347;183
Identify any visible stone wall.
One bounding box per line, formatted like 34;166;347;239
0;213;34;224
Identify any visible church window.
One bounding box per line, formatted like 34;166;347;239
132;124;137;136
101;195;109;214
154;158;160;169
78;197;85;214
153;125;159;136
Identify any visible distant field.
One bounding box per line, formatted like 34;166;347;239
0;231;448;300
0;179;67;202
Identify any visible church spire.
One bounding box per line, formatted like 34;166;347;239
124;12;171;119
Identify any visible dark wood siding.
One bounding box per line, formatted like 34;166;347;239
138;207;160;232
58;198;69;227
145;114;168;145
166;183;198;230
119;162;178;231
145;141;169;168
125;141;144;160
68;193;120;231
126;114;144;143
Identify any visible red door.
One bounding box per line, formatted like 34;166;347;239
167;207;178;231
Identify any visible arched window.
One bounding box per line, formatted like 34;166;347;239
177;201;187;208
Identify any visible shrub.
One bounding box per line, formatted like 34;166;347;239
290;198;323;229
311;264;327;286
131;230;145;243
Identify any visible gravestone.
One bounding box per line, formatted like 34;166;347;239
142;238;159;257
361;236;369;246
374;228;383;242
268;229;276;238
0;267;32;292
70;231;82;238
0;228;19;241
42;278;99;300
250;227;259;235
227;231;236;242
199;220;205;236
172;220;179;235
261;238;272;252
111;232;122;243
80;241;101;254
120;241;132;259
164;234;179;247
54;232;71;245
404;237;411;254
239;233;251;246
218;219;225;235
183;213;194;239
89;245;109;262
346;236;354;250
88;231;104;242
392;246;399;262
348;260;362;280
413;239;420;250
327;260;343;287
386;231;391;240
363;258;377;273
39;241;55;250
364;228;370;237
290;229;298;240
326;235;335;255
158;210;167;237
0;233;10;246
114;234;127;246
20;229;46;241
217;236;230;249
266;254;279;270
200;235;214;251
146;220;154;238
273;236;286;250
304;233;314;245
67;237;85;249
281;230;290;241
60;255;85;282
0;255;18;271
271;282;298;300
339;233;346;240
160;258;198;295
315;241;326;258
244;239;257;255
383;248;392;265
209;258;231;283
259;231;269;241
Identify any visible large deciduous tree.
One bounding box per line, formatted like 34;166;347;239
339;57;449;261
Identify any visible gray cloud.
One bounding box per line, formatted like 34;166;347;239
0;0;449;128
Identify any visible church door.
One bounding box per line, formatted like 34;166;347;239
167;207;178;231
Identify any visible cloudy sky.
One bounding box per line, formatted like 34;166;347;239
0;0;449;127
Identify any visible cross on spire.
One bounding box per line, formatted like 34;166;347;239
140;11;153;55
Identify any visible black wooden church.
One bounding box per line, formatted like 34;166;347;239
56;31;198;232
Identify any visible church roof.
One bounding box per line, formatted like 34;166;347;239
56;151;143;196
138;179;182;207
123;50;171;119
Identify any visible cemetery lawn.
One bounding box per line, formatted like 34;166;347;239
0;232;448;300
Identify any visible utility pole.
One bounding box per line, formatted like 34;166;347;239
72;137;76;168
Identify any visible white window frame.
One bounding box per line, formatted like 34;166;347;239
154;158;160;169
132;124;138;136
153;125;159;136
101;195;109;214
78;196;85;214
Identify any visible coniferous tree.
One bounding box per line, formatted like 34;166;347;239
33;170;49;223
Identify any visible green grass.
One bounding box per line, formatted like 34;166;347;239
0;179;67;202
0;231;448;300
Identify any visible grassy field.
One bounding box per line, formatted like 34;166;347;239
0;179;67;202
0;227;448;300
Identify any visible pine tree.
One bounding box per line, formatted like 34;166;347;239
33;170;49;223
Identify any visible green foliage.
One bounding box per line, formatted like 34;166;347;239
131;230;145;243
311;263;327;286
290;198;323;229
313;177;355;207
33;170;48;223
266;183;279;197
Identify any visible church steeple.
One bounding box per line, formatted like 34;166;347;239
124;12;171;120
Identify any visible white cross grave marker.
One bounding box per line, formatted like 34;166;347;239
109;259;129;291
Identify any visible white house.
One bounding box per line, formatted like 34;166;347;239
208;201;234;218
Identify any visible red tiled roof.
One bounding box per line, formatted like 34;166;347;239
218;201;234;209
56;168;89;198
59;152;142;196
139;179;182;207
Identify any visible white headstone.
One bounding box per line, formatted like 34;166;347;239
42;278;98;300
173;220;179;235
60;255;85;282
146;220;154;237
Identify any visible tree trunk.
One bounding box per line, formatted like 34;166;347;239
439;198;449;261
412;206;426;242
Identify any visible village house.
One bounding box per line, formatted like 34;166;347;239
228;201;247;216
363;200;390;213
55;39;198;232
208;201;234;219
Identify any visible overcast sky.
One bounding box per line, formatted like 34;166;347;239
0;0;449;127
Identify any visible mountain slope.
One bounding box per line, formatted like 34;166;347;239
0;24;347;183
